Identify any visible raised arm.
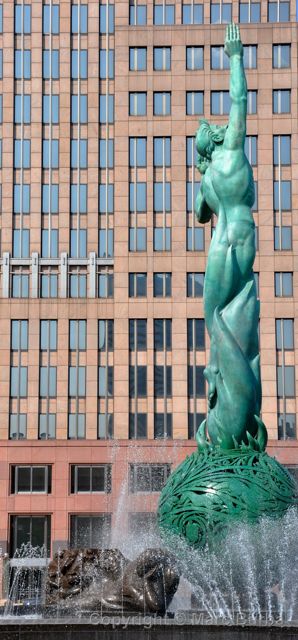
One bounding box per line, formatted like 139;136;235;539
223;23;247;150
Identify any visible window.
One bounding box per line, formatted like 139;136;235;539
186;181;200;211
43;140;59;169
154;319;171;351
153;273;172;297
276;319;294;351
182;2;203;23
71;184;87;214
275;272;293;297
211;91;230;115
98;414;114;439
243;45;257;69
274;226;292;251
42;50;59;79
154;414;172;439
71;50;88;79
154;227;171;251
273;44;290;68
10;366;28;398
268;1;290;22
69;366;86;397
40;269;58;299
99;229;113;258
239;1;261;22
10;414;27;440
100;140;114;168
70;229;87;259
99;184;114;213
10;516;51;556
13;230;30;258
39;413;56;440
99;95;114;123
70;465;111;493
14;140;30;169
11;269;30;298
211;46;229;70
15;95;31;124
129;47;147;71
188;413;206;439
129;227;147;251
129;512;157;536
98;366;114;397
210;2;232;23
129;92;147;116
68;414;85;439
187;227;204;251
187;272;204;297
70;514;111;548
273;89;290;114
129;182;146;212
129;366;147;398
245;136;257;166
273;180;291;211
154;138;171;167
70;320;86;351
273;135;291;165
15;4;31;33
43;4;59;33
187;319;205;350
247;90;257;114
0;6;2;33
40;320;57;352
154;365;172;397
129;3;147;25
129;464;170;493
188;365;205;397
129;319;147;352
99;4;115;33
129;138;146;167
153;47;171;71
41;229;59;258
71;140;87;169
11;466;51;494
0;50;3;79
129;413;147;439
186;137;198;167
71;95;88;123
71;4;88;33
15;50;31;79
186;46;204;70
277;365;295;398
278;414;296;440
186;91;204;116
100;50;114;79
43;95;59;124
69;269;87;299
153;3;175;24
40;367;57;398
11;320;28;351
98;319;114;351
154;183;171;212
14;185;30;214
98;271;114;298
153;92;171;116
42;185;59;215
129;273;147;297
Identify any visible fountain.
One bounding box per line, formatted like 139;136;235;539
1;23;298;638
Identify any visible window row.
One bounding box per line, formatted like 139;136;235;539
13;4;113;35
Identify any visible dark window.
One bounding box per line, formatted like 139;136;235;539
154;413;172;439
70;465;111;493
153;273;172;297
129;464;171;493
70;515;111;548
187;319;205;350
129;365;147;398
278;414;296;440
154;319;172;351
154;365;172;397
10;515;51;556
188;365;206;397
188;413;206;439
129;273;147;297
11;466;51;494
129;319;147;351
129;413;147;439
187;272;204;297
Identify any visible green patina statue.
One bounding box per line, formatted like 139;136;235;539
158;24;298;548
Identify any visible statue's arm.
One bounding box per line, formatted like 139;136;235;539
223;24;247;150
195;186;213;224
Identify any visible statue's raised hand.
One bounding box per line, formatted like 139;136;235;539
224;23;243;58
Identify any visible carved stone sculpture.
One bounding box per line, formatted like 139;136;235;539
157;24;298;548
46;548;179;615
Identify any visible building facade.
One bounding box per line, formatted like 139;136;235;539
0;0;298;579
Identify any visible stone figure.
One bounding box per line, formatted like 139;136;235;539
46;548;179;615
157;25;298;548
195;23;264;451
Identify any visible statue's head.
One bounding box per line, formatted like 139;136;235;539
196;119;228;174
